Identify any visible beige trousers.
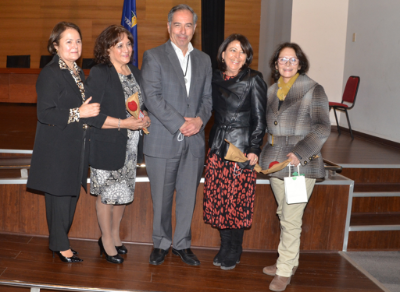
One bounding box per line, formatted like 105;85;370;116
270;177;316;277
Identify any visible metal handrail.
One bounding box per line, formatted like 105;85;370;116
0;280;149;292
323;159;342;172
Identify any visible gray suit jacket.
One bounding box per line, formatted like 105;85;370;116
259;74;331;179
141;40;212;158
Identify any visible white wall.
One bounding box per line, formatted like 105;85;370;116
259;0;399;143
343;0;400;142
291;0;349;124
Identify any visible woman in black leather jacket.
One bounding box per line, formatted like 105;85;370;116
203;34;267;270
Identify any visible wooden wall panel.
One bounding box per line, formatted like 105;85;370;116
0;185;21;234
225;0;261;70
0;182;350;251
0;74;9;101
0;0;261;70
137;0;202;67
9;74;38;103
0;0;41;18
0;186;5;231
126;183;153;243
18;187;41;234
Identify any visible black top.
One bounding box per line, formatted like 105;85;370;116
27;55;89;197
84;63;146;170
208;68;267;158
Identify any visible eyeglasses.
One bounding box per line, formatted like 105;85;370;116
277;57;299;65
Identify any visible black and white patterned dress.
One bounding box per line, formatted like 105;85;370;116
90;72;143;204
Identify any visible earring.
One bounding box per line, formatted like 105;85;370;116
276;69;278;73
222;58;225;63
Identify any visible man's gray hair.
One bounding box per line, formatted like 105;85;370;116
167;4;197;25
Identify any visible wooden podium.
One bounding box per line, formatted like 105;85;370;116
0;68;90;103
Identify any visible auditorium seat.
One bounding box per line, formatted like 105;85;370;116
40;55;53;68
6;55;30;68
82;58;96;69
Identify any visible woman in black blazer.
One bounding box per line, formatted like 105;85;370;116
27;22;100;263
85;25;150;264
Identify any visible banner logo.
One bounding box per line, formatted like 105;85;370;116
131;11;137;27
125;11;137;28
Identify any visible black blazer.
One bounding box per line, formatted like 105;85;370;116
85;63;145;170
209;68;267;157
27;55;89;197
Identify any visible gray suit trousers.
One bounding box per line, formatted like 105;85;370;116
145;140;204;250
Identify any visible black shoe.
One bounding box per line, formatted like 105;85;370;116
53;251;83;263
172;248;200;266
98;238;124;264
213;229;232;266
149;248;169;265
116;244;128;254
221;229;244;270
71;248;78;255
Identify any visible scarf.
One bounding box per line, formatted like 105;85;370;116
276;73;299;101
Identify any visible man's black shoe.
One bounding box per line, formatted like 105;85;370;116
149;248;169;265
172;248;200;266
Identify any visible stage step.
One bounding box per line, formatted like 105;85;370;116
353;191;400;197
354;183;400;192
0;157;31;169
349;196;400;233
351;212;400;226
349;225;400;231
343;189;400;251
0;156;31;178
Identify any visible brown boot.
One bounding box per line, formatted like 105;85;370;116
269;275;291;292
263;263;277;276
263;263;298;276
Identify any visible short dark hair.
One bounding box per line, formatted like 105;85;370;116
94;25;134;65
47;22;82;55
168;4;197;24
270;42;309;81
216;34;253;72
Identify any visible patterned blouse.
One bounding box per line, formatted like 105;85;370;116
58;56;85;124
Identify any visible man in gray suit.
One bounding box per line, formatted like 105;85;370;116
141;4;212;266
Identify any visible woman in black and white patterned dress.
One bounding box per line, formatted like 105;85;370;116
90;71;143;205
85;25;150;264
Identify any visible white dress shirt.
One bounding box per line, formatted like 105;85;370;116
171;41;193;96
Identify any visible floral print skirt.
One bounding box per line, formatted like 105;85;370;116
203;152;257;229
90;71;142;205
90;130;139;205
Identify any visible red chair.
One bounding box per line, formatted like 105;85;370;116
329;76;360;139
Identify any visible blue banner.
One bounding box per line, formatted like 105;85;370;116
121;0;138;67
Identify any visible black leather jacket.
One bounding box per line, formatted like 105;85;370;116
209;68;267;158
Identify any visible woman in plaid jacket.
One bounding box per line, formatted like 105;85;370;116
259;42;331;292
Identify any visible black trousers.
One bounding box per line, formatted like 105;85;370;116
45;192;79;251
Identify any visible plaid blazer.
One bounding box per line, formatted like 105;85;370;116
259;74;331;179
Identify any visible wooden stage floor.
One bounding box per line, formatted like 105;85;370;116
1;103;397;291
0;234;383;292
